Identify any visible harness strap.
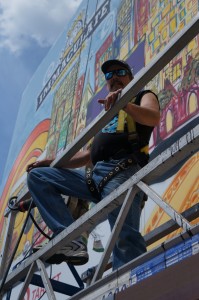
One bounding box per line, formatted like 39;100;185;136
98;157;135;191
85;156;136;200
85;167;101;201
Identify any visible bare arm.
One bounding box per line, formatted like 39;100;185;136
58;149;91;168
26;149;91;172
123;92;160;127
98;90;160;127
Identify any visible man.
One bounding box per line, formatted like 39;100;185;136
27;59;160;270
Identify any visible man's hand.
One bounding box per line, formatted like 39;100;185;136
26;159;53;173
98;88;122;111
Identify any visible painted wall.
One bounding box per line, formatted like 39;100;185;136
0;1;198;298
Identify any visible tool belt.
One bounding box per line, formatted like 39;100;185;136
85;151;146;201
86;145;149;201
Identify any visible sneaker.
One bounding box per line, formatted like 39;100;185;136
33;240;89;265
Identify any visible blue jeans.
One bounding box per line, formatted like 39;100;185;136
27;159;146;270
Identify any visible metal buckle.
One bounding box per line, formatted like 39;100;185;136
118;161;127;170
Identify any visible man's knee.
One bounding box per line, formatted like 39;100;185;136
27;167;44;186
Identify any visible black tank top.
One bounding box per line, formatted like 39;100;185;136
91;90;158;165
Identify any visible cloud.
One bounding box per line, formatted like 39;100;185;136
0;0;82;54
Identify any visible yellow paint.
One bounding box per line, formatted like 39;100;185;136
187;1;193;10
149;31;155;43
162;3;171;18
162;28;168;40
166;110;173;133
173;63;181;81
187;40;196;52
187;14;192;22
120;41;129;58
179;21;185;30
169;8;176;19
0;132;48;255
189;92;198;114
152;16;159;28
180;9;185;19
144;153;199;250
170;17;177;35
154;37;160;50
158;20;166;32
180;1;185;8
143;24;148;35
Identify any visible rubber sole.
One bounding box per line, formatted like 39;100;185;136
46;252;89;265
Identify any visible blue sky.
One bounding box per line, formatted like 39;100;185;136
0;0;82;185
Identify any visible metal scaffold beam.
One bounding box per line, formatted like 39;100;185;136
1;124;198;295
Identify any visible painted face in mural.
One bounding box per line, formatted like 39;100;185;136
105;64;133;92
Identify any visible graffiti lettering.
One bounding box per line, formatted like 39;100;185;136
24;272;61;300
37;0;111;110
32;287;45;300
101;283;129;299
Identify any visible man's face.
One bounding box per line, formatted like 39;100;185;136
105;64;132;92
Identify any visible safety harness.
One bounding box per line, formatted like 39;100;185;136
86;156;136;201
86;119;149;200
85;90;156;201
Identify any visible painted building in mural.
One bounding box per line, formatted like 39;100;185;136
0;0;198;298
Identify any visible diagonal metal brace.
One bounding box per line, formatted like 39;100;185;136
136;181;192;232
17;262;36;300
91;186;139;283
36;259;56;300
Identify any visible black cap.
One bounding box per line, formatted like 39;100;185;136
101;59;133;77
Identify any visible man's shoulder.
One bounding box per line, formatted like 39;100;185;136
134;90;158;104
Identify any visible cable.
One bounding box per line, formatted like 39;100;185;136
37;290;46;300
7;196;19;211
12;225;48;269
8;195;51;243
8;197;36;212
29;213;51;240
3;215;52;298
0;198;34;294
7;195;51;240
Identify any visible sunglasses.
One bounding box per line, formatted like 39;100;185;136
104;69;130;80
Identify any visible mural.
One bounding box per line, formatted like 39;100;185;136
145;151;199;248
0;0;198;282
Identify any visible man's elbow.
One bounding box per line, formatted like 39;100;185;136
148;111;160;127
153;112;161;126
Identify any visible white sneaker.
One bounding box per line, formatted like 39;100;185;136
33;240;89;265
